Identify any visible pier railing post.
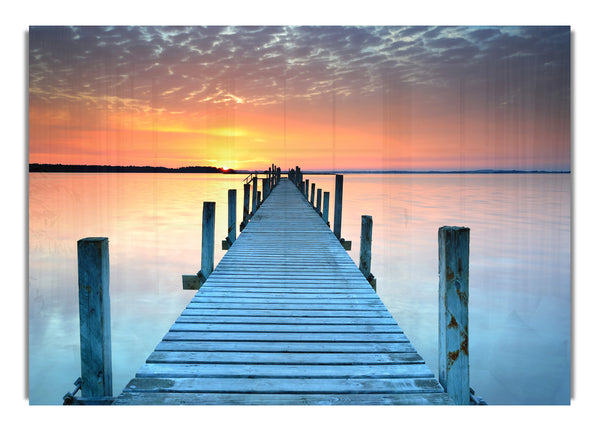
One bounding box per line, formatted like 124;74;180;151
316;188;322;215
269;167;272;190
262;178;269;200
225;189;236;248
310;183;316;207
199;202;216;283
252;175;258;214
77;237;112;399
359;215;376;291
333;174;344;239
438;226;470;405
241;183;250;231
323;191;330;225
304;179;309;199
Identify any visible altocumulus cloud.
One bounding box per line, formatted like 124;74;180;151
29;25;570;115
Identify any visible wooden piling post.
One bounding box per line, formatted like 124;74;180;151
310;183;316;206
323;191;330;224
359;215;376;291
227;189;236;245
77;237;112;399
268;167;272;190
262;178;270;200
305;179;309;199
333;174;344;239
257;191;262;207
242;183;250;226
438;226;470;405
252;175;258;214
316;188;322;215
199;202;216;283
359;215;372;278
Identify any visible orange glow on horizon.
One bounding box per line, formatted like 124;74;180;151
28;26;571;172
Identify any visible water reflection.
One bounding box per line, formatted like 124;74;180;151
28;172;570;405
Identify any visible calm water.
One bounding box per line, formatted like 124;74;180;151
28;172;571;405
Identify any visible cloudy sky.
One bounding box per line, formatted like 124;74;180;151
29;25;570;171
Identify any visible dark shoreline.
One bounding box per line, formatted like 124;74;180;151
28;163;236;174
29;163;569;175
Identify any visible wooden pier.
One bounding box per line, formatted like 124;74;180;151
112;176;454;405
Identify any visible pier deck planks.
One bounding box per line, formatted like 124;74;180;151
114;178;453;405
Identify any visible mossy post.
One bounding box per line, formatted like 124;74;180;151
438;226;470;405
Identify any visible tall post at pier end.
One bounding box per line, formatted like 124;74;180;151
77;237;113;399
438;226;470;405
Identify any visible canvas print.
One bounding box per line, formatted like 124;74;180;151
28;26;571;405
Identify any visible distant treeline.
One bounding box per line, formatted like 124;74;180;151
29;164;237;174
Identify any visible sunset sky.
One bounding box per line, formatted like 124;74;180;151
28;25;571;171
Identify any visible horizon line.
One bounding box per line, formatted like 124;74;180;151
28;163;571;174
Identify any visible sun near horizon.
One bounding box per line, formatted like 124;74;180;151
29;26;570;173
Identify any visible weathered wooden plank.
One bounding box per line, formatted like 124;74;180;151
189;297;387;306
181;308;394;318
135;363;435;379
162;332;409;343
121;376;445;394
154;341;416;353
114;391;454;405
202;273;367;281
186;302;389;311
147;351;424;365
200;280;372;287
176;315;398;325
195;287;376;294
192;292;379;300
169;323;403;333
